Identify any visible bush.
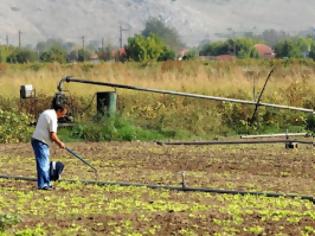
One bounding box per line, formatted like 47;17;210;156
39;46;67;63
0;110;33;143
0;214;20;232
142;17;185;51
70;115;166;141
126;34;175;62
6;48;37;63
306;114;315;134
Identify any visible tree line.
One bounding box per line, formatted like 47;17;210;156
1;18;315;63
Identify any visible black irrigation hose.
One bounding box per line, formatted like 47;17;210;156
156;139;315;146
0;175;314;204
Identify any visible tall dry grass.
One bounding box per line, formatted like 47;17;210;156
0;60;314;107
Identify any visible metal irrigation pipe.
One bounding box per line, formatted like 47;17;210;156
0;175;314;204
57;76;315;114
240;133;309;139
156;139;315;146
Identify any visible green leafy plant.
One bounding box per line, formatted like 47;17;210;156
0;214;20;232
0;109;33;143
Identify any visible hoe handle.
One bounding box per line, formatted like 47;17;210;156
65;147;98;174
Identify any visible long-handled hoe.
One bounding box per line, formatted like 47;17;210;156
65;147;98;180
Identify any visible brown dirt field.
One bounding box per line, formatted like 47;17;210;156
0;142;315;235
1;141;314;194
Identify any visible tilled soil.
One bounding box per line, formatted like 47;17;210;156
1;141;314;194
0;142;314;235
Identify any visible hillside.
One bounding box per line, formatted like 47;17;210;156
1;0;315;47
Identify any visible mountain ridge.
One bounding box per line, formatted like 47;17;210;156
1;0;315;47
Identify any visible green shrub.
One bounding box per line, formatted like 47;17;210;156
306;114;315;134
0;110;33;143
126;34;175;62
7;48;37;63
0;214;20;232
70;115;167;141
39;46;67;63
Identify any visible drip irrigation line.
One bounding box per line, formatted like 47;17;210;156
156;139;315;146
0;175;314;204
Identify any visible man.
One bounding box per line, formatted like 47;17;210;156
31;103;67;190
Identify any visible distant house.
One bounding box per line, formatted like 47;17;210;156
89;53;100;64
178;48;189;60
110;48;127;62
254;44;275;59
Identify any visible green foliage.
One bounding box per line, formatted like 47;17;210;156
77;49;91;62
15;225;46;236
142;17;185;51
306;114;315;133
67;49;92;62
257;29;290;47
182;49;198;60
0;214;20;232
39;46;67;63
0;46;16;63
274;37;313;58
199;38;259;58
0;109;33;143
308;42;315;60
158;48;176;61
36;38;69;52
70;115;167;141
126;34;175;62
6;48;37;63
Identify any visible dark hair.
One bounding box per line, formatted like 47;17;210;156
53;104;67;112
51;93;68;111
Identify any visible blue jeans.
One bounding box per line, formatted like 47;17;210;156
31;139;50;189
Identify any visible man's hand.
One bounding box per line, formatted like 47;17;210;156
58;142;65;149
50;132;65;149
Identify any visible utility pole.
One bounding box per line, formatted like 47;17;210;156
18;30;22;48
81;36;85;62
6;35;9;46
119;25;128;48
101;38;104;51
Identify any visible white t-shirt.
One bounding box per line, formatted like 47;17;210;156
32;109;58;146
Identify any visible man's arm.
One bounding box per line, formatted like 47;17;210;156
50;132;65;149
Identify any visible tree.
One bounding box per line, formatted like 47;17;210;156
257;29;289;46
182;49;198;60
6;48;37;63
39;46;67;63
126;34;175;62
199;38;258;58
142;18;184;51
77;49;91;62
36;38;65;53
0;46;15;63
308;42;315;60
274;37;312;58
